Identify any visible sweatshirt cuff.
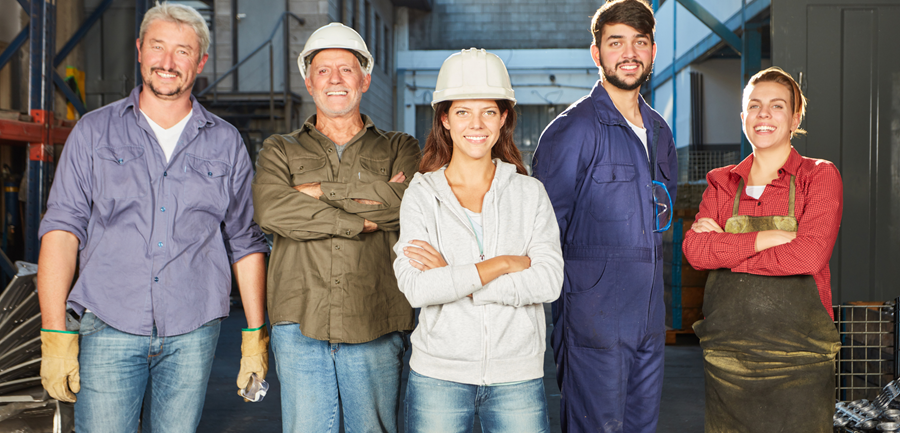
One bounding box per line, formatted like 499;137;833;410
452;264;483;298
320;181;349;201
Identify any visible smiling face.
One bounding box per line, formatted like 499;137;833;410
592;22;656;91
441;100;508;163
137;19;207;102
742;81;802;152
305;48;371;119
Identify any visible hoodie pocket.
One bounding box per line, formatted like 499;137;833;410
415;303;482;362
488;305;542;359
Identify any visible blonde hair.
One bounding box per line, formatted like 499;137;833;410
743;67;807;137
139;1;210;59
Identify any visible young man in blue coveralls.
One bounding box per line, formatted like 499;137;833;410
533;1;678;432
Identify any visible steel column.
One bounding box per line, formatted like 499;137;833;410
53;71;87;116
27;0;55;263
740;1;762;159
135;0;151;86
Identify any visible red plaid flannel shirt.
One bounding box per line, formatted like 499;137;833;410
682;147;843;318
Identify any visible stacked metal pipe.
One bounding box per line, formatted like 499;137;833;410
835;380;900;432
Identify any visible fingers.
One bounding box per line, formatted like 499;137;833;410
409;240;438;255
389;171;406;183
353;198;383;206
403;246;439;269
691;218;724;233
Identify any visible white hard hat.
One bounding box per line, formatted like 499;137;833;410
298;23;374;79
432;48;516;107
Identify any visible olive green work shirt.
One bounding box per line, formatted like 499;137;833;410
252;115;420;343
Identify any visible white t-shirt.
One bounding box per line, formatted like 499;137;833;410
141;109;193;163
745;185;766;200
625;117;649;160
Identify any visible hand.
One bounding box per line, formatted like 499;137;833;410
389;171;406;183
293;182;323;199
692;217;724;233
351;172;405;205
404;240;448;271
40;330;80;402
362;219;378;233
236;326;269;401
754;230;797;252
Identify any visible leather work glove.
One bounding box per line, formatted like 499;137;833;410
236;325;269;399
40;330;80;403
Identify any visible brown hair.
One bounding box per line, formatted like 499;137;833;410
743;67;808;137
592;0;656;47
419;100;527;175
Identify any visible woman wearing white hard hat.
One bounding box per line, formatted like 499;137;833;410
392;48;563;432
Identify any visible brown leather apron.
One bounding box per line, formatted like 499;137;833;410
692;176;841;433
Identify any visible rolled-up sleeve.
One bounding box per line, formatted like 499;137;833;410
39;123;94;246
222;133;269;263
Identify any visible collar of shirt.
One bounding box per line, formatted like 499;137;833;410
589;80;656;131
120;86;215;149
730;146;803;187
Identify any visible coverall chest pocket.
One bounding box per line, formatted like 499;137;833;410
588;163;636;222
289;155;329;184
183;154;231;215
358;156;391;182
96;146;149;199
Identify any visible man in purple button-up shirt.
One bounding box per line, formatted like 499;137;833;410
35;4;269;432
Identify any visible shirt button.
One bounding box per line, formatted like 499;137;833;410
329;191;336;197
117;158;124;164
757;202;761;206
160;207;166;212
208;172;213;177
158;242;164;247
154;277;159;282
327;148;333;153
334;279;340;285
335;245;341;250
164;171;168;177
345;230;351;235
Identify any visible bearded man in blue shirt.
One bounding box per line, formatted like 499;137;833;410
35;3;269;432
533;1;678;432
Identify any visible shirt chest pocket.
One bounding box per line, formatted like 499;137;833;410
589;163;637;222
183;154;231;215
96;146;150;199
289;156;329;184
358;156;391;182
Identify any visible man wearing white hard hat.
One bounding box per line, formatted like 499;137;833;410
251;22;419;432
533;1;678;432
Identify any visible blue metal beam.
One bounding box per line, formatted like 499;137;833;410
652;0;660;13
675;0;742;55
53;71;87;116
740;26;762;158
16;0;29;11
0;25;28;71
135;0;151;86
54;0;114;67
650;0;770;90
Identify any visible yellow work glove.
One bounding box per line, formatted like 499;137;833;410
40;329;80;403
236;325;269;399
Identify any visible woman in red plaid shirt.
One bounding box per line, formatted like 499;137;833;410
683;67;841;433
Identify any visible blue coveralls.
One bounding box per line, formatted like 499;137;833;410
533;81;678;433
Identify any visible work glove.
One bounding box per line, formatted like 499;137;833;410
236;325;269;399
40;330;80;403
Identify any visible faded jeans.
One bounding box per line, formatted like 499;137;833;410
271;324;408;433
74;312;221;433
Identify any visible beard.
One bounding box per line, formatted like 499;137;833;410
144;67;191;100
601;59;653;91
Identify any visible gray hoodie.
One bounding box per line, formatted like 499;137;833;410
393;160;564;385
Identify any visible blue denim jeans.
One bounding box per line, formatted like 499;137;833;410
404;369;550;433
270;324;407;433
74;312;221;433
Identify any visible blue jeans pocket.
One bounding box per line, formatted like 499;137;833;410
78;312;109;336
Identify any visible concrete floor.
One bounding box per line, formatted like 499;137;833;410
198;307;705;432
